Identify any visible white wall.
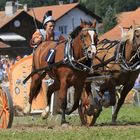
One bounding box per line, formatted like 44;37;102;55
54;7;97;37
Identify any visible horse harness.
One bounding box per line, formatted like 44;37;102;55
63;27;98;72
92;38;140;72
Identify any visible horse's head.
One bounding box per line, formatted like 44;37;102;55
121;22;140;52
79;19;99;59
132;23;140;51
71;19;99;60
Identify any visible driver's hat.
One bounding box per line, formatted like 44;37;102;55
43;10;55;26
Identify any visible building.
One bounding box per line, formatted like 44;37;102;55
99;7;140;41
0;1;102;57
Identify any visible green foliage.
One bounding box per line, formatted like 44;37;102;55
79;0;140;17
79;0;140;32
102;5;117;33
114;0;140;13
18;0;57;7
94;0;115;17
0;0;7;11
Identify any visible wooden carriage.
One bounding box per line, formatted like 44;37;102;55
0;55;47;128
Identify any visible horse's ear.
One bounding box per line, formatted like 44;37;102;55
129;25;133;29
80;18;85;27
80;18;84;24
92;20;96;28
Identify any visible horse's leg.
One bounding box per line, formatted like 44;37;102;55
99;80;116;107
108;84;116;106
23;72;46;114
23;74;40;114
112;82;134;123
55;77;69;124
41;80;60;119
78;83;90;125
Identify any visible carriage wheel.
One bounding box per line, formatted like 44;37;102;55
79;95;95;126
83;105;95;126
0;86;14;128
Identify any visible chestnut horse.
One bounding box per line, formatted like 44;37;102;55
78;23;140;126
23;20;99;124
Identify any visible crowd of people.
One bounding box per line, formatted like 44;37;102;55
0;55;22;82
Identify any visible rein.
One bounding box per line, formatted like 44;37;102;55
92;40;120;70
82;28;96;31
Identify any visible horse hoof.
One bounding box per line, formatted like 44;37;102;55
61;122;69;128
65;108;72;115
112;118;117;124
41;110;49;119
23;103;31;114
100;99;110;108
111;120;117;125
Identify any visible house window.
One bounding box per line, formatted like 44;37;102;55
59;25;67;34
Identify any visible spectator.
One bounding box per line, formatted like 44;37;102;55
134;73;140;87
16;56;21;61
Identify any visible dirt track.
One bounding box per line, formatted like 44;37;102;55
11;115;140;131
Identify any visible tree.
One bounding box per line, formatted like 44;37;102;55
0;0;7;11
114;0;140;13
102;5;117;33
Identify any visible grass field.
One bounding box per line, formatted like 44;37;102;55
0;104;140;140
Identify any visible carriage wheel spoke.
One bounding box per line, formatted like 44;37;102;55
4;107;9;120
0;96;3;104
0;110;3;117
2;112;7;128
3;92;8;106
0;89;10;128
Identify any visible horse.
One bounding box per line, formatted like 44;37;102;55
23;19;99;125
78;22;140;126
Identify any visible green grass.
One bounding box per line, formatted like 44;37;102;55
0;104;140;140
1;126;140;140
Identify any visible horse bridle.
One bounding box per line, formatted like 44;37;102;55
80;28;97;56
133;27;140;50
120;27;140;70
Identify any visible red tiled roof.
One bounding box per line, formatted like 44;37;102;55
0;3;82;28
27;3;79;22
0;3;101;29
0;10;23;28
99;7;140;41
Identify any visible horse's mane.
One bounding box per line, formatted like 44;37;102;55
70;26;82;39
70;20;93;39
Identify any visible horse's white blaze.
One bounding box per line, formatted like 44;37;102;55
88;30;96;54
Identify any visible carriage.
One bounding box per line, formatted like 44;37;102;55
0;21;140;128
0;55;50;128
